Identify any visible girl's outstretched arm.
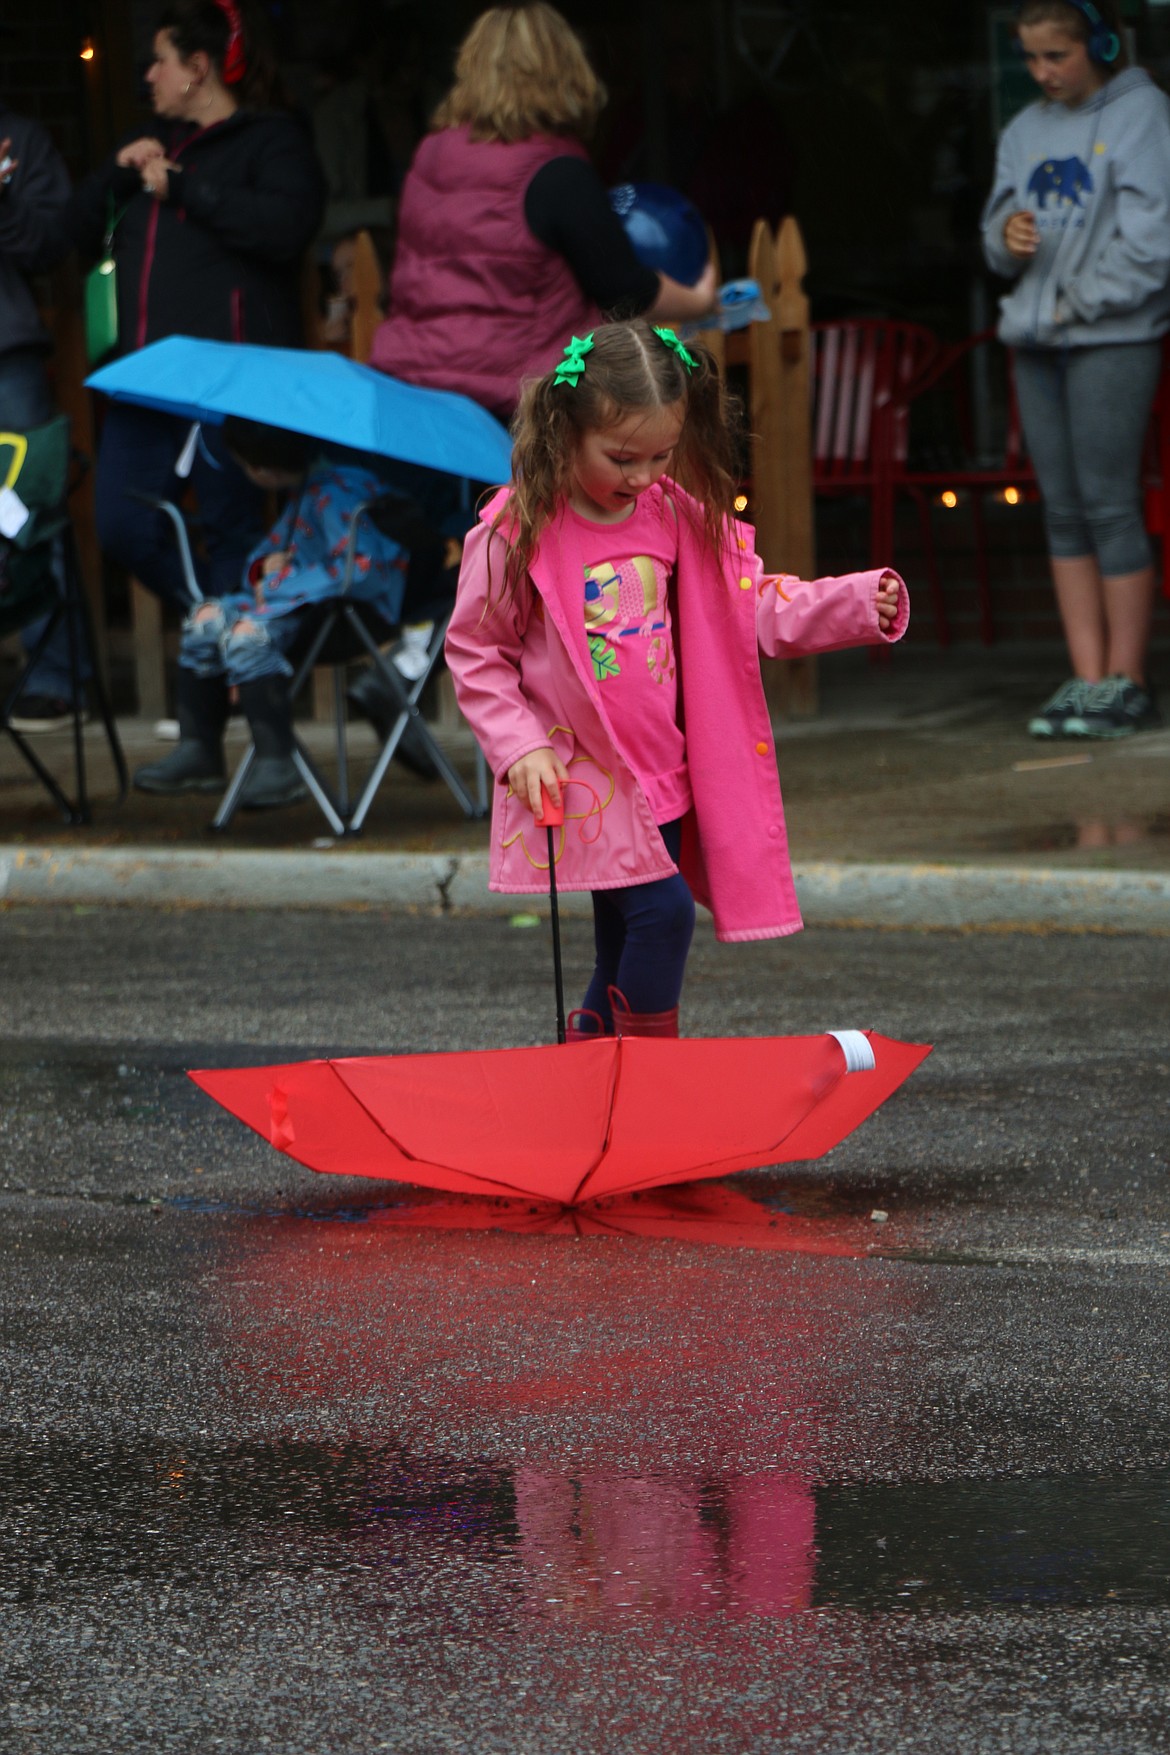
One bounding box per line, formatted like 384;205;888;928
754;558;909;658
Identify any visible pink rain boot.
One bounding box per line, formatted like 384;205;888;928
608;987;680;1039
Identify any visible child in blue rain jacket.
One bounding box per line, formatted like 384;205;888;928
133;418;414;810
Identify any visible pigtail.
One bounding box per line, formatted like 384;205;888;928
489;374;577;606
668;341;743;563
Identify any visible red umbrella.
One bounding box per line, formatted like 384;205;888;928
189;1029;929;1208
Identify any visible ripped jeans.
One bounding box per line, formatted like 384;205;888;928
179;596;299;686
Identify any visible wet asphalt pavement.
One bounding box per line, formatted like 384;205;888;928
2;905;1169;1753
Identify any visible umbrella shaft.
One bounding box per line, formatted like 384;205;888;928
547;825;566;1044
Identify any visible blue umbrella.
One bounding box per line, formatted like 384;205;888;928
87;337;513;484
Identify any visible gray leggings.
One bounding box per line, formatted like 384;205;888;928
1013;340;1162;576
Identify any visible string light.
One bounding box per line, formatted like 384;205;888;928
80;37;96;60
734;494;748;513
1002;485;1021;505
940;489;959;509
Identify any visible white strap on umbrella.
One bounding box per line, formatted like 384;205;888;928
175;421;201;479
827;1030;876;1074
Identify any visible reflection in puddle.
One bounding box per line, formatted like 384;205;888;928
515;1468;813;1618
167;1182;875;1255
4;1436;1167;1621
983;814;1170;853
359;1184;870;1257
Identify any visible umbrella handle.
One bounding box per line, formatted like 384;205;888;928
536;785;567;1044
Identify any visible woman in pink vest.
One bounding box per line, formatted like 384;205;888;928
354;3;718;749
370;2;717;422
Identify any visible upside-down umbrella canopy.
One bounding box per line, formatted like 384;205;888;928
190;1031;930;1208
86;337;513;484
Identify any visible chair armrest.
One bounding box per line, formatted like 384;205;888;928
126;491;203;604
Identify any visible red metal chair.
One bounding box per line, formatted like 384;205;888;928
812;320;1040;645
810;319;947;637
1142;344;1170;605
896;329;1170;640
893;330;1035;646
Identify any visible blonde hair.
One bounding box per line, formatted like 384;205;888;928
432;4;606;144
490;319;742;605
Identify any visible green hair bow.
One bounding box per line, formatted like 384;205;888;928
554;333;595;387
652;326;698;373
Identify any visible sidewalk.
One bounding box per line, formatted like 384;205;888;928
2;645;1168;928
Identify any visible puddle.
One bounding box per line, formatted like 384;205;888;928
352;1184;871;1257
3;1435;1166;1621
816;1473;1170;1610
156;1185;876;1257
10;1180;885;1257
980;815;1170;854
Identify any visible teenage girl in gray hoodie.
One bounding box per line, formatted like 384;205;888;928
982;0;1169;737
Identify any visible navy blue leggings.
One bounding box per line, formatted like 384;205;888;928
580;819;696;1028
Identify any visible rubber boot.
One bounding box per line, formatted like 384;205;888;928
236;676;307;810
608;987;680;1039
566;1008;608;1044
133;671;227;795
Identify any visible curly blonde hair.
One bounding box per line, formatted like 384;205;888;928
489;319;743;605
432;3;606;144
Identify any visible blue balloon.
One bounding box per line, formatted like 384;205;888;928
609;182;708;287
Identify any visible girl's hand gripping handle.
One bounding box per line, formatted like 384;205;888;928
535;785;565;830
508;746;570;817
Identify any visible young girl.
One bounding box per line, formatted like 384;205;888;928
445;319;908;1038
982;0;1170;738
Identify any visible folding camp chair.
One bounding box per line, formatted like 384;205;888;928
0;416;127;824
150;487;489;836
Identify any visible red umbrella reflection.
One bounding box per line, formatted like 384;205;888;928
362;1180;873;1257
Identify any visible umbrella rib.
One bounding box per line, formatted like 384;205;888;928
569;1068;854;1202
567;1044;624;1205
325;1062;560;1203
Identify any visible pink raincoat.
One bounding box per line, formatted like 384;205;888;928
445;484;909;941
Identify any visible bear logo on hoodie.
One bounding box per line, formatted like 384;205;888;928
1028;156;1093;209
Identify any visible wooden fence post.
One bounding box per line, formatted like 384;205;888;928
130;579;167;720
747;216;818;720
348;231;383;367
309;229;385;725
771;215;817;717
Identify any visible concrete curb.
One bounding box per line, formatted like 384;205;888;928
1;844;1167;931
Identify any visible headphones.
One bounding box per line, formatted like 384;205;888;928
1019;0;1120;65
1075;0;1121;63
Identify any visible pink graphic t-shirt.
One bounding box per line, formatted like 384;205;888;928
561;490;689;824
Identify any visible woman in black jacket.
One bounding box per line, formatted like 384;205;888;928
73;0;326;608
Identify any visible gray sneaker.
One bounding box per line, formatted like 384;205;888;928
1066;675;1161;738
1027;678;1092;738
